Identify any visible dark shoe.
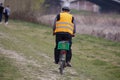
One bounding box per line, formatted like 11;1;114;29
66;62;72;67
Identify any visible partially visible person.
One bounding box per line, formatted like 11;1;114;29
3;5;10;25
0;3;4;24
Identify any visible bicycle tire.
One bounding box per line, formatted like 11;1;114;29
59;60;65;75
59;52;66;75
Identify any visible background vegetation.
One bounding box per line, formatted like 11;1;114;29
4;0;60;22
4;0;120;41
4;0;44;22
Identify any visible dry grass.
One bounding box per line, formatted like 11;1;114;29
37;15;56;26
76;14;120;27
36;14;120;41
75;14;120;41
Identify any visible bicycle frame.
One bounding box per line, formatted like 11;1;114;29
57;41;70;75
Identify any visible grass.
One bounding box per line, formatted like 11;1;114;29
0;20;120;80
72;35;120;80
71;9;95;15
0;54;22;80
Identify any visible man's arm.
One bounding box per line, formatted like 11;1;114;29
72;17;76;34
53;14;60;35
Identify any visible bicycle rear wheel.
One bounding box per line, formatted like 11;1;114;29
59;52;66;75
59;60;65;75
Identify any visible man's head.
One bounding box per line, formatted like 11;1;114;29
62;7;70;12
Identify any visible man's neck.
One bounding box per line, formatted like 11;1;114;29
62;11;69;13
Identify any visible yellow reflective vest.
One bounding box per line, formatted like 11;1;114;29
54;12;74;35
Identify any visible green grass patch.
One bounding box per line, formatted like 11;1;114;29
0;54;22;80
92;59;108;66
71;9;94;15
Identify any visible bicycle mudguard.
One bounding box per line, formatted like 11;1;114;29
58;41;70;50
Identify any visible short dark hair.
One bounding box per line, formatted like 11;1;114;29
62;7;70;12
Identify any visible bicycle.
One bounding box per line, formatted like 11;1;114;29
57;41;70;75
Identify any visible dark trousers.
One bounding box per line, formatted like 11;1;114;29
54;32;72;63
4;14;9;23
0;13;2;22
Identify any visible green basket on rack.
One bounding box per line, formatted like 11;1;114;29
58;41;70;50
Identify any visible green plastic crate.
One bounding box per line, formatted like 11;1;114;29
58;41;70;50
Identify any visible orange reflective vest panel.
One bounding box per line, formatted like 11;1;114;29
55;12;74;35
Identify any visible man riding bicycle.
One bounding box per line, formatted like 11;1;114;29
53;7;76;67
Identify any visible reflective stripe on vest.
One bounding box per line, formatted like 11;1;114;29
56;22;73;31
55;12;74;35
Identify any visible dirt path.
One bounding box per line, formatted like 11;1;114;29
0;47;80;80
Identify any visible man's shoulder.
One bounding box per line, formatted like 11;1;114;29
69;13;73;16
0;6;3;8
